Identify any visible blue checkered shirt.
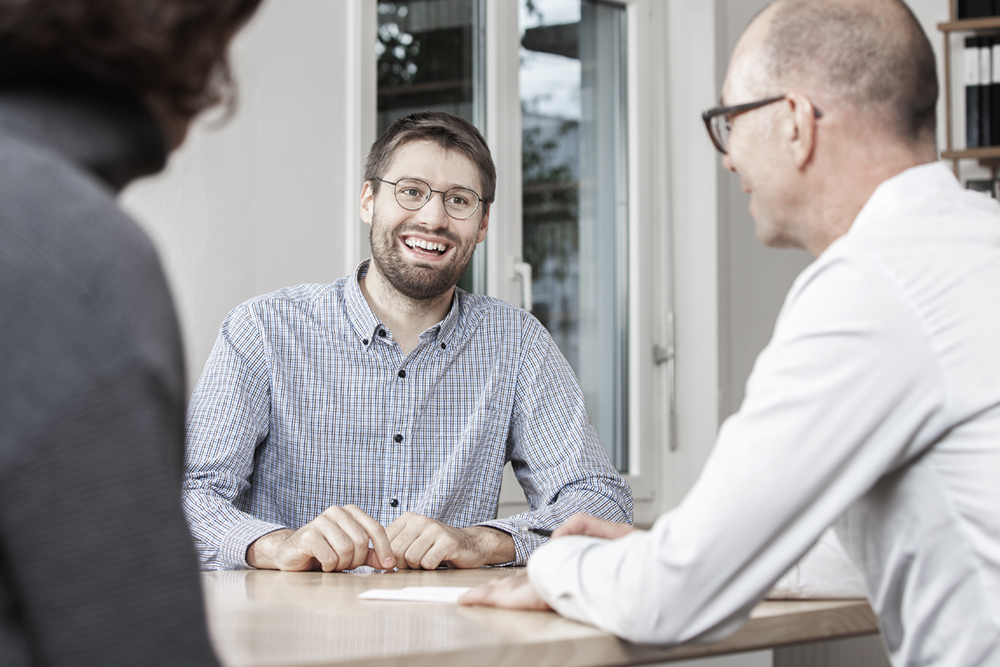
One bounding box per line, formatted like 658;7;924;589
182;261;633;570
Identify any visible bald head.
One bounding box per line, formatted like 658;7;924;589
758;0;937;147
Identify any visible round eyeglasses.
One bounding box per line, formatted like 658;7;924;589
379;178;483;220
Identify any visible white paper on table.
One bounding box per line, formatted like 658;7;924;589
358;586;473;603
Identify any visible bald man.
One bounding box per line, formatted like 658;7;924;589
461;1;1000;664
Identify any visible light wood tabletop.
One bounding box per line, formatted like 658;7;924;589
203;568;879;667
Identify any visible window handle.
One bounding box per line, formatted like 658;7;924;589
512;261;533;312
656;312;677;451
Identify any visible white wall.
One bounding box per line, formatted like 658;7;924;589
121;0;374;389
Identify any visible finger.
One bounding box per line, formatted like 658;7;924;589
325;509;380;570
385;511;416;542
460;577;510;605
314;514;364;571
296;526;345;572
552;513;632;540
403;532;437;569
418;536;453;570
551;513;596;538
389;514;427;568
342;505;395;570
458;582;495;606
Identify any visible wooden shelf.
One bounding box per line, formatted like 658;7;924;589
939;17;1000;32
941;146;1000;160
938;2;1000;169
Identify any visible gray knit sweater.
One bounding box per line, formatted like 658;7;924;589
0;86;219;666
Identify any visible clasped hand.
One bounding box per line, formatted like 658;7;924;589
246;505;514;572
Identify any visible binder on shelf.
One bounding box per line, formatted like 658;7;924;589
992;37;1000;145
982;37;993;146
967;37;982;148
959;0;995;18
965;178;999;199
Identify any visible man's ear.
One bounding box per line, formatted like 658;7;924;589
360;181;375;225
786;91;819;169
477;203;490;243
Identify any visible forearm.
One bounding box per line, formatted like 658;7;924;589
245;528;294;569
463;526;516;565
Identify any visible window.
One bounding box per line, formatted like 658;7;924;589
377;0;486;293
520;0;629;470
375;0;670;520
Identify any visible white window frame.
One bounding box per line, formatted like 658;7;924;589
358;0;674;525
486;0;674;525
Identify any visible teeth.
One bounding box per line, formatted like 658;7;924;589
405;238;447;253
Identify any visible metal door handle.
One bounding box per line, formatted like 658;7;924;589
512;261;533;312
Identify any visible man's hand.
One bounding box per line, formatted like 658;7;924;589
552;513;635;540
458;572;551;610
246;505;395;572
386;513;516;569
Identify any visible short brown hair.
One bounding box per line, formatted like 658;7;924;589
763;0;937;145
365;111;497;205
0;0;264;119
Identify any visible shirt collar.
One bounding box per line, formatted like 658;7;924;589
0;84;167;192
344;259;464;348
345;260;384;344
850;162;961;236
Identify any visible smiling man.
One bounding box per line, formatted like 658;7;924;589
182;111;633;572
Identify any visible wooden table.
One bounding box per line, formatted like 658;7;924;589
203;568;879;667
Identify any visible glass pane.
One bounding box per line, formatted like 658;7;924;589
520;0;628;470
376;0;485;294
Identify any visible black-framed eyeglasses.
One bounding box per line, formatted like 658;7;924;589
701;95;823;155
378;177;483;220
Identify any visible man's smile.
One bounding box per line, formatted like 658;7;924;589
399;233;454;262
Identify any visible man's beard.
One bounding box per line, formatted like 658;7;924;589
369;207;477;301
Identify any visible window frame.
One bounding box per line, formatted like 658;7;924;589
362;0;674;525
486;0;673;525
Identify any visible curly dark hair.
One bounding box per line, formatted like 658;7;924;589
0;0;264;119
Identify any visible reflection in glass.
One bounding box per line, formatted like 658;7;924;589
376;1;485;293
521;0;628;470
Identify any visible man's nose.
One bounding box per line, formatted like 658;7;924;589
721;154;736;173
416;192;451;224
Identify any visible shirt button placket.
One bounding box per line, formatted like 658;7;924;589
387;333;407;519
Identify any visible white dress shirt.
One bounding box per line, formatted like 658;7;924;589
527;163;1000;666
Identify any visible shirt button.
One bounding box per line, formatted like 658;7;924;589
390;498;399;508
394;434;403;443
397;369;406;378
362;338;369;345
378;328;387;337
440;343;447;350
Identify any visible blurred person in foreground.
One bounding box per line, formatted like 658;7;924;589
462;1;1000;665
0;1;263;665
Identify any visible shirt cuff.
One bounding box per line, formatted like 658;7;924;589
526;535;604;624
220;519;288;570
475;519;543;566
